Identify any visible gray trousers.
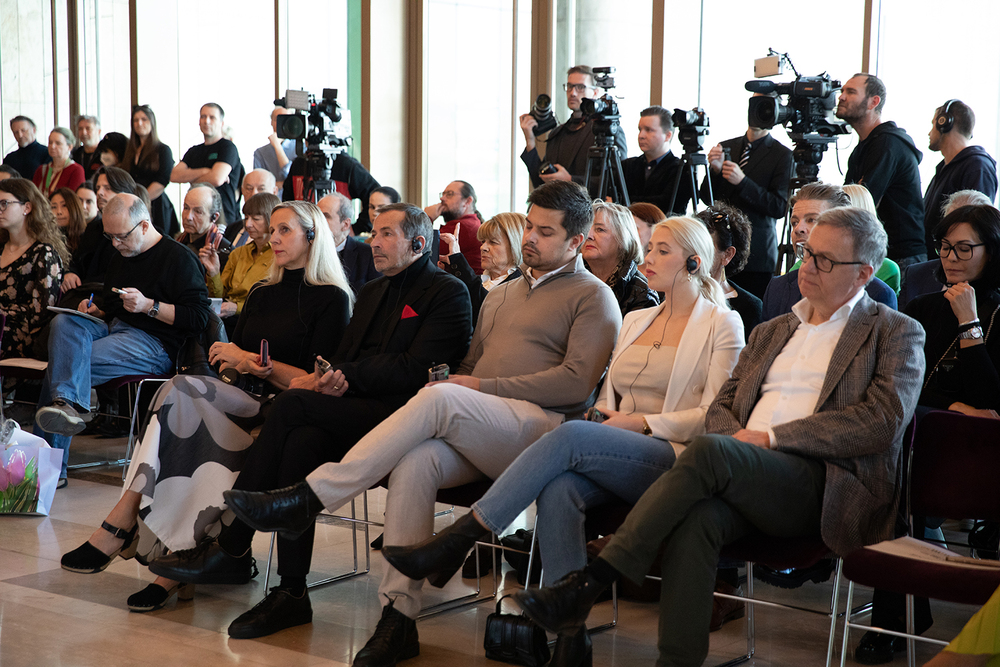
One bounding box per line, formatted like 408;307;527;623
599;434;826;667
304;383;562;618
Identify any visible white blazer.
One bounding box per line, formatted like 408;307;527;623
597;295;745;443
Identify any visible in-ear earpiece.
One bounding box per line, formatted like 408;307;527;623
305;227;315;242
686;255;698;274
412;237;423;253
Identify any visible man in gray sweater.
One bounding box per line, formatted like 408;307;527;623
222;180;622;667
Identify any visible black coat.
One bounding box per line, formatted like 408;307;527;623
622;150;692;215
605;260;659;317
340;235;381;297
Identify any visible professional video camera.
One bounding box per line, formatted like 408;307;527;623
671;107;711;153
273;88;351;202
580;67;630;203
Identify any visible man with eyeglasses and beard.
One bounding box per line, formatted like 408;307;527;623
34;193;210;486
520;65;628;187
424;180;483;273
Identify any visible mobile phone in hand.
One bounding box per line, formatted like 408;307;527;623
259;339;269;366
315;356;332;378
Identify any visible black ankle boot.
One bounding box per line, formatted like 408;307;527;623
382;512;491;588
550;626;593;667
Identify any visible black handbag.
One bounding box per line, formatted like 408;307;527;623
483;594;550;666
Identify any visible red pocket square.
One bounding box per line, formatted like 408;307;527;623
401;305;419;319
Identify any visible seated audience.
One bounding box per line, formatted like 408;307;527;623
178;183;232;269
224;169;278;247
50;187;87;253
368;185;400;226
424;180;483;273
71;114;103;180
512;206;925;667
0;179;67;357
383;215;745;660
75;181;98;223
32;127;85;197
202;192;279;336
146;202;473;640
844;183;902;292
318;192;380;295
124;105;178;237
0;165;21;180
761;182;897;321
60;200;352;614
584;201;658;316
696;202;762;332
33;193;211;485
4;116;51;178
440;211;525;324
94;132;128;168
630;201;666;252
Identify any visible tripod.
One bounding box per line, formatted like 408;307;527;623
584;132;630;205
774;134;837;274
668;150;712;215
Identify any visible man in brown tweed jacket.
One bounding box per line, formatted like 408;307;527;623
514;206;926;667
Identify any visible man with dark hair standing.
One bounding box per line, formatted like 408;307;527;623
149;202;473;643
701;96;793;299
71;115;103;179
211;181;622;664
424;179;483;273
513;206;925;667
520;65;628;187
3;116;51;179
923;99;998;255
622;106;691;215
837;73;926;268
171;103;242;227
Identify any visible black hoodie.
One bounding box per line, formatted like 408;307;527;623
923;145;998;253
845;121;925;260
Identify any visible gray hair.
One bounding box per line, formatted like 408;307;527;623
50;126;75;145
75;114;100;128
591;200;643;265
328;191;354;225
189;183;224;225
944;189;993;216
815;206;887;279
104;193;150;228
379;202;432;254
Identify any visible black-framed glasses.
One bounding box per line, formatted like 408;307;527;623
103;220;143;243
0;199;25;212
795;244;866;273
936;240;985;260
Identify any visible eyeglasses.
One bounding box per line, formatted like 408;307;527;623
103;220;143;243
439;190;460;198
0;199;25;212
795;244;866;273
563;83;592;93
936;240;985;260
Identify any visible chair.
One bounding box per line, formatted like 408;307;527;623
838;410;1000;667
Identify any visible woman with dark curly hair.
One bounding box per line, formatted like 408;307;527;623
50;187;87;253
696;202;762;333
0;178;68;356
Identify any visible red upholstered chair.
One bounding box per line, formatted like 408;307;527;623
838;410;1000;667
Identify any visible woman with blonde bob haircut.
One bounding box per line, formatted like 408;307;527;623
584;200;658;315
61;199;353;615
384;214;746;663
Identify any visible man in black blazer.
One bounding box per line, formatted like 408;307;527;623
621;105;692;215
700;107;793;299
149;203;473;639
319;192;381;295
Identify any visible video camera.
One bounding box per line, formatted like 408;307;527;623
273;88;351;201
580;66;621;141
745;74;849;140
671;108;711;154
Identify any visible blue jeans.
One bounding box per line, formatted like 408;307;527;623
472;420;678;581
35;315;172;477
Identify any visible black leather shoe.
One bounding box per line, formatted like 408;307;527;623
148;541;258;585
854;631;906;665
550;626;593;667
353;599;419;666
61;521;138;574
228;587;312;639
223;481;324;540
513;569;607;636
752;559;835;589
382;512;491;588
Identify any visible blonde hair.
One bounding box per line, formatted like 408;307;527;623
592;200;643;265
265;201;354;312
843;184;879;219
653;216;727;308
477;212;526;269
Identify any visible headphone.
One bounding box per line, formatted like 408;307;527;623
936;99;959;134
411;237;423;253
686;255;698;274
210;212;219;222
305;227;315;242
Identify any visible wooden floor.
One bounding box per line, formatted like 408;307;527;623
0;432;977;667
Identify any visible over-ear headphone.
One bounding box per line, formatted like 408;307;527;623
305;227;315;242
411;237;423;253
686;255;698;274
936;99;958;135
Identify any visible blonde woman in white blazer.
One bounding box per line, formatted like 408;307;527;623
384;218;745;624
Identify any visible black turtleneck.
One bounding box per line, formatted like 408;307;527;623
354;254;430;360
233;268;351;372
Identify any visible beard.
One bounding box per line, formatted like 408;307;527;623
835;98;868;123
441;208;459;222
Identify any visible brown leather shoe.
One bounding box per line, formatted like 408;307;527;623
710;581;745;631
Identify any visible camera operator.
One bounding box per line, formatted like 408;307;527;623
700;94;793;299
283;151;382;236
837;73;926;269
520;65;627;187
621;106;691;215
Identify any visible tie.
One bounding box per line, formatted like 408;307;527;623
739;143;751;169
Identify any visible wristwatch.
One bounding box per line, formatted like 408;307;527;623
641;418;653;436
147;300;160;318
959;326;983;340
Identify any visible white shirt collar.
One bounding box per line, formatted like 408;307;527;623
791;288;866;326
524;258;575;290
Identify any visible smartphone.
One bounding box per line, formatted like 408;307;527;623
539;162;558;175
585;407;607;423
428;363;449;382
111;287;127;295
315;356;332;378
259;339;269;366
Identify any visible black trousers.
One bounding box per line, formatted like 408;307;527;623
223;389;395;578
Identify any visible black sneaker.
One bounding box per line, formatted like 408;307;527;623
228;587;312;639
353;599;419;666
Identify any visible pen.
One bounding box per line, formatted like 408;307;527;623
87;292;94;308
